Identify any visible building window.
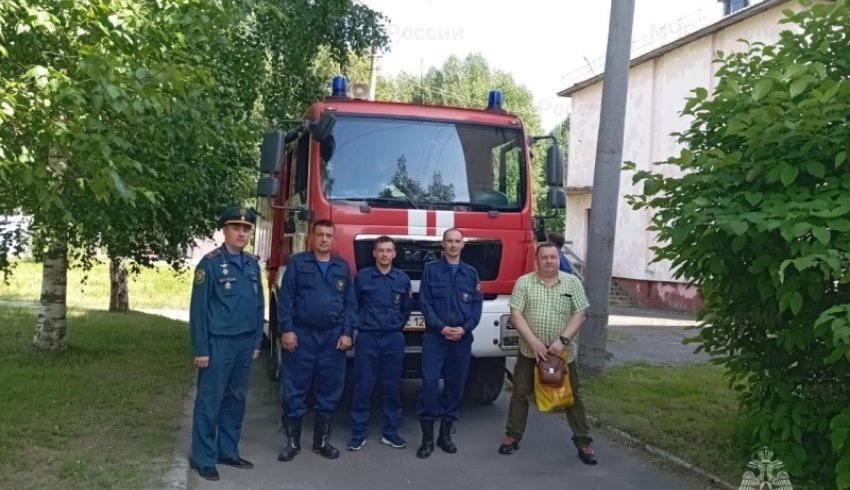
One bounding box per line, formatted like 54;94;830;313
720;0;750;15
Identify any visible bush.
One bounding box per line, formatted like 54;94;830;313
627;1;850;488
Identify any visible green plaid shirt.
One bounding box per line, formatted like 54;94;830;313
508;271;590;363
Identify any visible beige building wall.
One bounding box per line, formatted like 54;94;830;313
564;1;799;286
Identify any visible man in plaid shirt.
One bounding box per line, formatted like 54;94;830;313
497;242;598;465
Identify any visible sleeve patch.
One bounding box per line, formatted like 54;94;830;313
194;270;206;284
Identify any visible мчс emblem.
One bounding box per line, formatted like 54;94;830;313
738;447;793;490
393;293;401;304
336;278;346;292
194;270;206;284
461;292;471;302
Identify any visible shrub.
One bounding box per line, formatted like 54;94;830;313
627;1;850;488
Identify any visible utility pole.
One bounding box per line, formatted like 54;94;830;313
368;45;378;101
578;0;635;376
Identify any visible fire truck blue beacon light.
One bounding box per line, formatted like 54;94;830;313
487;89;503;110
332;76;348;97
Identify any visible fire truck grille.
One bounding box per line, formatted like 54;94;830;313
353;236;501;281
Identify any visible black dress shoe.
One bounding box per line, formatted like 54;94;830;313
192;464;220;481
217;456;254;469
498;438;520;455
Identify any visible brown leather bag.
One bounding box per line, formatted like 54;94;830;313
537;356;566;387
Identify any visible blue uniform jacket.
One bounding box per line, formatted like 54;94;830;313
354;266;413;332
419;258;483;337
278;252;358;336
559;252;574;274
189;247;265;357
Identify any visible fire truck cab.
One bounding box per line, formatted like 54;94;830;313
255;76;566;405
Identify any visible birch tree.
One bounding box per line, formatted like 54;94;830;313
0;0;387;348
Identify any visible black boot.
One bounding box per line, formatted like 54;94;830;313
312;413;340;460
437;420;457;454
277;418;302;462
416;419;435;459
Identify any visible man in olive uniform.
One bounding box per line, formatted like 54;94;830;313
416;228;483;458
189;206;265;482
277;219;357;462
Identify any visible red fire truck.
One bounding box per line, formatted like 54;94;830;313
255;76;565;404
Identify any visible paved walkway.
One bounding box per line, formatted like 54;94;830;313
132;305;715;490
606;307;708;364
181;357;702;490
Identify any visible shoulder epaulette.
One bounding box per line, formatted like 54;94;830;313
204;249;221;259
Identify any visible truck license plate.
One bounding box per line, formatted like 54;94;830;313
404;314;426;331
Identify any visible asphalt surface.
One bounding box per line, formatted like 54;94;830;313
606;312;709;364
183;354;701;490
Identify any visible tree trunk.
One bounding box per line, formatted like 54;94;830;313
109;257;129;312
33;241;69;350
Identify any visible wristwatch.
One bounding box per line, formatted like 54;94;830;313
559;335;571;346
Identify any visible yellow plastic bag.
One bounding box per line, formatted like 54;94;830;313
534;364;574;412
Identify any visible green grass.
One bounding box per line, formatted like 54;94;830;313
581;362;748;485
0;260;193;310
0;306;194;489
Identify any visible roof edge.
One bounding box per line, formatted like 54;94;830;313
557;0;791;97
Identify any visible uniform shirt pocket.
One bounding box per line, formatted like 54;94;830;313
296;264;317;289
360;284;378;298
556;293;574;314
427;281;448;298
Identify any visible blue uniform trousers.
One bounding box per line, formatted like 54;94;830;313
349;330;405;438
417;332;472;422
190;332;254;467
281;325;346;419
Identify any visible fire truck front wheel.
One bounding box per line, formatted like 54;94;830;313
464;357;506;405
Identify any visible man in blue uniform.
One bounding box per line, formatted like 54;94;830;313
277;219;357;462
547;231;574;274
347;236;413;451
188;206;265;482
416;228;483;459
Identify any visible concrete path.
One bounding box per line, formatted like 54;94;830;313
138;305;712;490
181;358;701;490
606;307;709;364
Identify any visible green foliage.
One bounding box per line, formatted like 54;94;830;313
627;2;850;487
0;0;387;270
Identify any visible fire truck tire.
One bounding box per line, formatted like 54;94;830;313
266;294;281;382
463;357;506;405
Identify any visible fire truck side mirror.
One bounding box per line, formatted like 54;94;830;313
309;113;336;142
260;131;285;174
284;214;297;234
533;216;547;243
546;188;567;210
256;176;279;198
545;143;564;187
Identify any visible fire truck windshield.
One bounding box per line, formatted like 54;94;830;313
322;115;527;211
